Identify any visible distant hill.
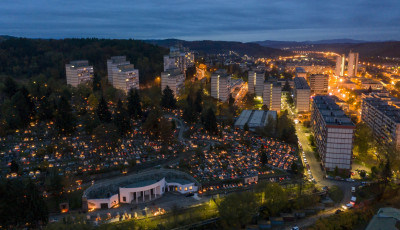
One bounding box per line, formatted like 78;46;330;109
294;42;400;58
145;39;290;57
254;39;368;49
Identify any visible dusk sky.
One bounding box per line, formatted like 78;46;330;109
1;0;399;42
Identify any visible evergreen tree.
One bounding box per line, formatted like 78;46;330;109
282;80;292;92
113;99;130;135
228;93;235;107
194;89;203;114
3;76;18;98
55;96;75;134
10;160;19;173
203;108;217;134
96;97;112;123
260;150;268;165
183;94;195;123
161;86;176;109
127;89;143;119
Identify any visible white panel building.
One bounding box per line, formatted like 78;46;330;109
161;68;185;97
311;96;355;172
309;74;329;95
348;52;359;77
107;56;130;84
361;93;400;149
65;60;94;87
263;82;282;111
335;55;345;77
164;46;195;74
211;70;231;102
294;77;311;112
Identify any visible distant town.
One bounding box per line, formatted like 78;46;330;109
1;37;400;230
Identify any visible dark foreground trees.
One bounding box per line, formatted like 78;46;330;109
0;179;48;228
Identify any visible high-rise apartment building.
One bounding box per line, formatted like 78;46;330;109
161;68;185;98
348;52;359;77
293;77;311;112
107;56;130;84
361;93;400;149
309;74;329;95
248;70;265;96
335;55;345;77
65;60;94;87
107;56;139;93
211;70;231;102
311;96;355;172
263;81;281;111
164;46;195;74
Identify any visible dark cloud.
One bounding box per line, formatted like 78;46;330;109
0;0;399;41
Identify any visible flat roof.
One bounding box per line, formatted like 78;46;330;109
294;77;310;90
313;96;354;126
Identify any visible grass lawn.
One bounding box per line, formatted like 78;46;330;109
328;185;344;203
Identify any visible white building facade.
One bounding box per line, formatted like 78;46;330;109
65;60;94;87
263;82;282;111
161;68;185;97
294;77;311;112
309;74;329;95
311;96;355;172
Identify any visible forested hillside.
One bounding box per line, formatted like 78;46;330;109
0;37;168;84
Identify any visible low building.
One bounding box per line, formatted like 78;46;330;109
366;207;400;230
234;110;277;131
293;77;310;112
311;96;355;172
263;81;282;111
65;60;94;87
82;169;199;210
309;74;329;95
360;78;383;90
161;68;185;97
295;67;307;79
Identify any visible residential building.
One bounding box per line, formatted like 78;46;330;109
293;77;311;112
211;70;231;102
107;56;130;84
361;93;400;149
311;96;355;172
234;110;277;131
360;78;383;90
295;67;307;79
366;207;400;230
164;46;195;74
65;60;94;87
161;68;185;97
335;55;345;77
309;74;329;95
107;56;139;93
248;70;265;96
348;52;359;77
263;81;282;111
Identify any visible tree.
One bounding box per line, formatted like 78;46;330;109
87;93;99;109
127;89;142;119
183;94;195;123
93;123;120;148
282;80;291;92
159;117;173;145
354;123;375;156
260;150;268;166
218;192;259;229
96;97;111;123
113;99;130;135
2;76;18;98
244;122;249;131
202;108;217;134
55;96;75;134
161;86;176;109
10;160;19;173
257;183;288;216
261;104;269;111
194;89;203;114
228;93;235;107
381;157;392;185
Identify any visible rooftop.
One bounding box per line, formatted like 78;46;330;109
313;96;354;126
363;97;400;123
294;77;310;90
295;67;306;73
366;207;400;230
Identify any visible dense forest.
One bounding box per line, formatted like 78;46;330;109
0;37;168;84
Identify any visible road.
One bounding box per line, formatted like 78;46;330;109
282;96;357;229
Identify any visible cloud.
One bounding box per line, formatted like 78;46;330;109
0;0;399;41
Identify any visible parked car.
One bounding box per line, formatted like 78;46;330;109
335;209;342;214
